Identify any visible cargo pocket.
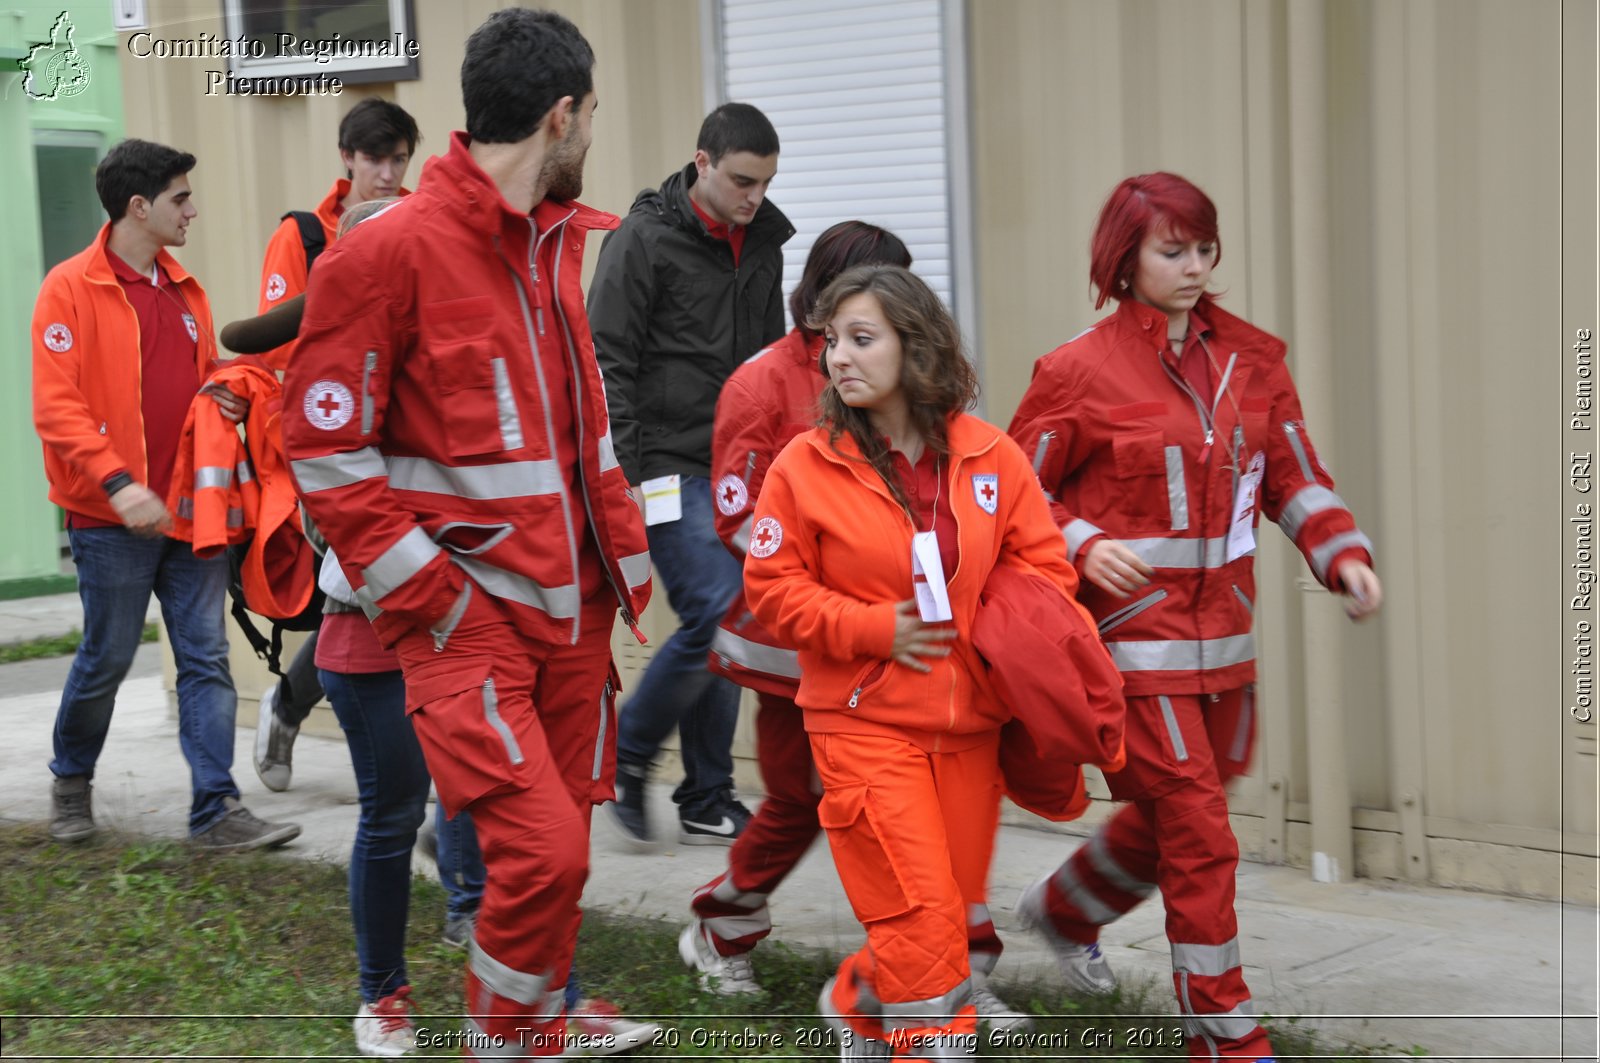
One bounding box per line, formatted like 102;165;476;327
1112;428;1169;530
816;785;915;924
404;654;530;814
423;339;508;457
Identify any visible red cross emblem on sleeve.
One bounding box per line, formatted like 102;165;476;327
972;474;999;515
749;516;783;558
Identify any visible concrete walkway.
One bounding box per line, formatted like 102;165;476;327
0;593;1595;1062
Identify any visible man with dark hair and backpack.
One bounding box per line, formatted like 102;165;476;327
251;97;419;792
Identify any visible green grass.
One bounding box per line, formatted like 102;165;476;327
0;825;1385;1060
0;622;158;664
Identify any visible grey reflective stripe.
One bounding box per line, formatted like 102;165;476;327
467;938;550;1006
1122;535;1233;569
1158;696;1189;761
482;677;524;766
1178;972;1218;1059
1190;1002;1260;1042
618;550;651;590
1172;938;1241;977
967;902;992;925
1097;588;1169;635
711;627;801;679
1277;484;1348;543
1107;634;1256;672
732;514;755;555
591;677;610;781
1311;529;1374;583
1165;446;1189;531
226;507;244;528
1232;584;1253;614
292;447;388;493
491;356;525;451
1283;421;1316;482
194;465;232;491
360;351;377;436
1063;518;1104;563
880;977;972;1029
388;456;562;500
1230;687;1254;762
362;526;441;600
598;429;620;473
705;907;773;941
458;557;580;619
1086;829;1155;897
429;581;472;652
1050;859;1119;925
235;461;254;484
1031;431;1054;475
710;878;772;908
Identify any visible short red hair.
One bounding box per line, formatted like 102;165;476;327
1088;172;1221;309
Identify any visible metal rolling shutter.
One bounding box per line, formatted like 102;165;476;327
716;0;963;322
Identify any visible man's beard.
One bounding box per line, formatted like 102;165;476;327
542;142;585;201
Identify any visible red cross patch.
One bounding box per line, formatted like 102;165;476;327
42;323;73;352
715;474;749;516
265;273;287;302
303;379;354;431
971;474;999;515
749;516;783;558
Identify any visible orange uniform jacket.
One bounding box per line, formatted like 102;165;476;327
32;223;216;523
744;412;1080;746
255;178;410;371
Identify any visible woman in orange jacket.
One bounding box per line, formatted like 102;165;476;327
743;264;1080;1061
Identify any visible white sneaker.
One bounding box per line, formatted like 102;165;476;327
563;997;660;1056
678;918;764;995
971;972;1033;1033
1015;875;1118;995
252;685;298;793
354;986;416;1057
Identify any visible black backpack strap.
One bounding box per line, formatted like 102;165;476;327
281;210;327;274
230;595;288;676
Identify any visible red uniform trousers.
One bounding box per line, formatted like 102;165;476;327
813;730;1002;1061
689;694;1006;978
395;588;619;1059
1032;686;1273;1061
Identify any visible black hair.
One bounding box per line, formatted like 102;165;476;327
95;138;196;223
338;98;419;158
462;8;594;145
696;102;779;164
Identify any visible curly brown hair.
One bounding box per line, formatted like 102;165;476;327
808;264;979;515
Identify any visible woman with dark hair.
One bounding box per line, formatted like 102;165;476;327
743;265;1078;1060
1008;172;1382;1063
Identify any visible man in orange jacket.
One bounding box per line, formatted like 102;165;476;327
32;138;300;851
251;97;419;794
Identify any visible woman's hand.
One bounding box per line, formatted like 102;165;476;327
889;599;956;673
1081;539;1155;598
1336;560;1383;621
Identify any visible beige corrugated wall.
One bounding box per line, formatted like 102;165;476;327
970;0;1595;900
126;0;1596;899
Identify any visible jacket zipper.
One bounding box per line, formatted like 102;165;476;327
1031;431;1054;475
545;215;644;641
360;351;377;435
591;675;612;780
1097;587;1170;634
743;450;758;486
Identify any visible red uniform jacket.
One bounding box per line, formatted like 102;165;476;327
744;413;1079;747
1008;297;1374;697
281;134;652;648
707;328;826;696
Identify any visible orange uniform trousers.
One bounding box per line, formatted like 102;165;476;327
394;588;618;1059
1031;687;1274;1061
812;729;1002;1060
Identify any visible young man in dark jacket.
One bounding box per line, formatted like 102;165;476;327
589;103;794;848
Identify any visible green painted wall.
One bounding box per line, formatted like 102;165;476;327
1;4;124;596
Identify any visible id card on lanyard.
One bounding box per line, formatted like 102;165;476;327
912;530;953;622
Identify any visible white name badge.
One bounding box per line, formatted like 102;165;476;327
641;474;682;526
911;530;953;622
1226;451;1267;563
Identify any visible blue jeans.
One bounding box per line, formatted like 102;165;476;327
320;668;430;1003
435;802;485;920
52;526;238;833
615;475;743;815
